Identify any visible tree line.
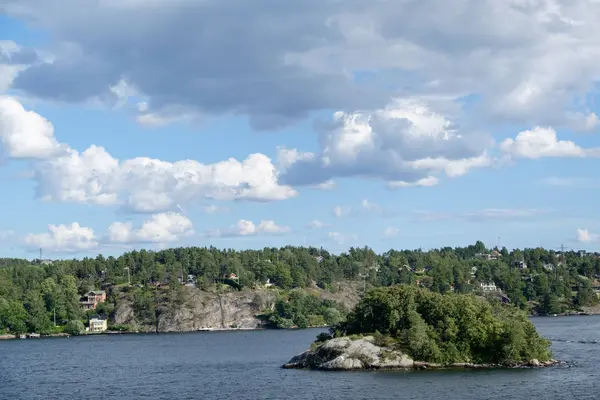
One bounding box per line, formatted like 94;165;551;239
1;241;599;333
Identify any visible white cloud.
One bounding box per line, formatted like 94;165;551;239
333;205;350;218
500;127;600;159
107;212;194;244
306;219;329;229
281;98;493;188
310;179;336;190
0;96;65;159
24;223;98;252
361;199;382;214
577;228;599;243
33;145;297;212
202;204;229;214
383;227;400;238
0;230;16;240
388;176;440;189
207;219;291;238
328;231;357;246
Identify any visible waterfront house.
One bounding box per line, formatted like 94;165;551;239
264;278;273;288
88;315;108;333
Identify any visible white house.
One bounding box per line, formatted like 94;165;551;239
480;282;498;292
88;315;108;333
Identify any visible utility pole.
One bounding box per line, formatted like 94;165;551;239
53;308;56;327
39;248;42;261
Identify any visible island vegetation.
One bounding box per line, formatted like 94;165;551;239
333;285;551;365
0;241;599;335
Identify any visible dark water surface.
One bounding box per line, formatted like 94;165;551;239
1;316;599;399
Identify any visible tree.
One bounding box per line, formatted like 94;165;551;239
64;320;85;336
24;291;52;333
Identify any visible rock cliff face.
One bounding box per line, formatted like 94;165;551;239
282;336;562;371
113;287;278;332
112;283;361;333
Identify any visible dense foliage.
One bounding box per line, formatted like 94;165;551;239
335;285;552;365
1;241;599;334
266;291;346;329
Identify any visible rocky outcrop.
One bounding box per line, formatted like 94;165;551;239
282;336;563;371
283;336;414;370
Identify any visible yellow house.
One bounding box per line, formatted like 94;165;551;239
88;315;108;333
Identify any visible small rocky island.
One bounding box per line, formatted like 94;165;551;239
283;285;561;371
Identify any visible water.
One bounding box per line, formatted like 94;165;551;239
1;317;599;400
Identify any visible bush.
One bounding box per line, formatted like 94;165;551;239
315;332;333;343
64;320;85;336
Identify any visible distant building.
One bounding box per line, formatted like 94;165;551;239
470;266;478;277
80;290;107;311
480;282;498;292
264;278;274;288
88;315;108;333
578;250;587;258
543;263;555;272
514;260;528;270
314;256;324;263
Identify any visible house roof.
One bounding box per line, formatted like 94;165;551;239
89;315;108;321
88;290;106;295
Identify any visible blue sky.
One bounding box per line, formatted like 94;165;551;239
2;1;600;259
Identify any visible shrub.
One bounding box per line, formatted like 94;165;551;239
64;320;85;336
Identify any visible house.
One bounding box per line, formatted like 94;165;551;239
80;290;107;311
470;266;478;278
264;278;274;288
543;263;555;272
88;315;108;333
578;250;587;258
514;260;528;270
480;282;498;292
489;250;502;260
314;256;324;263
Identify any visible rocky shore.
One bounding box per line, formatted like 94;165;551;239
282;336;562;371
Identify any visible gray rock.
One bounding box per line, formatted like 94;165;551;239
282;336;414;371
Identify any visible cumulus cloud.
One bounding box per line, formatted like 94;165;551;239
107;212;194;244
0;40;39;92
24;223;98;252
207;219;291;238
6;0;600;131
0;96;65;159
32;144;296;212
577;228;599;243
280;98;493;187
500;127;600;159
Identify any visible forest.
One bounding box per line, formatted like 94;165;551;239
1;241;599;334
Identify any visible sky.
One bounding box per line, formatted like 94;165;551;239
1;0;600;259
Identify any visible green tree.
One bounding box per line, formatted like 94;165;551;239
64;320;85;335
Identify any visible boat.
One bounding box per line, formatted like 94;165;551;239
19;334;26;339
28;333;41;338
